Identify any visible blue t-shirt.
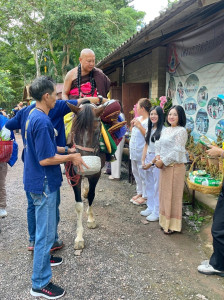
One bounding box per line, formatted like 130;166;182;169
6;99;78;147
24;109;62;194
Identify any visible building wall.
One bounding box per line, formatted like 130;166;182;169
151;46;167;99
124;54;152;84
108;68;122;86
106;48;167;100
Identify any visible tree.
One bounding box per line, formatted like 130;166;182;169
0;70;16;111
0;0;145;106
168;0;179;8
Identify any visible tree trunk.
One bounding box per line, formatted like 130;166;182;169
34;49;41;77
62;44;70;79
48;37;58;77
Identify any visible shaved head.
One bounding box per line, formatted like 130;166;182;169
79;49;95;74
80;49;95;58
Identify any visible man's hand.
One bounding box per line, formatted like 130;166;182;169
206;145;223;157
68;147;76;154
70;153;89;173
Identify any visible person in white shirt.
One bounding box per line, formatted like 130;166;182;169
141;106;164;221
129;98;151;205
155;105;187;234
109;112;126;180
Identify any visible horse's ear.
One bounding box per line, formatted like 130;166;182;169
94;103;109;118
66;101;81;114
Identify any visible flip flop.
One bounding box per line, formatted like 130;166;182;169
130;194;142;203
163;230;174;235
132;197;147;205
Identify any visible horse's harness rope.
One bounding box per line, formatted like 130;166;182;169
64;116;101;187
74;144;95;153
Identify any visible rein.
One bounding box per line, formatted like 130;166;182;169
64;144;80;186
64;161;81;187
75;144;95;153
64;144;97;187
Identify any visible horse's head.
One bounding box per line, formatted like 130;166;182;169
67;101;107;155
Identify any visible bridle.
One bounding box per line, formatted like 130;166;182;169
65;106;102;186
72;115;101;155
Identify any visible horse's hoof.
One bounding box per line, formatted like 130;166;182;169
87;221;97;229
74;240;84;250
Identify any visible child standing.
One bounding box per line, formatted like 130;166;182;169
141;106;164;221
129;98;151;205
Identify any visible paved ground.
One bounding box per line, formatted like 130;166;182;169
0;135;224;300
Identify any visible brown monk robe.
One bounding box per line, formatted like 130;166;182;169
62;48;110;100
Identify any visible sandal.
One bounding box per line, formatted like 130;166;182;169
132;197;147;206
163;229;174;235
130;194;142;203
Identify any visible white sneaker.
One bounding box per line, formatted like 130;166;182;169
201;260;209;266
146;213;159;222
197;263;224;276
140;208;152;217
0;209;7;218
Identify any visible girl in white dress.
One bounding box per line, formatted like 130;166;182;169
141;106;164;221
129;98;151;205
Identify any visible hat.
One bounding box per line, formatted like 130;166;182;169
101;100;121;124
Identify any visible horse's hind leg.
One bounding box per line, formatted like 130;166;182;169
72;181;85;250
86;174;100;229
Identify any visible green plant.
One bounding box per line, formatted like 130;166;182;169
183;205;211;233
216;131;223;147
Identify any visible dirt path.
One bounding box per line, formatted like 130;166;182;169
0;135;224;300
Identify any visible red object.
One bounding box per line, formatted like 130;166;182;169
69;82;98;98
0;140;13;162
101;100;121;124
64;161;80;187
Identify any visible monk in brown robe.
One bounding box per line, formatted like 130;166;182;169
62;48;111;100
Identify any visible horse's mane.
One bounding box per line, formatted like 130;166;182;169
72;104;95;141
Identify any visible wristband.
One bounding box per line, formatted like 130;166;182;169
65;146;68;154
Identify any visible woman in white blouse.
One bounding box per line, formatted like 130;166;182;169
155;105;187;234
129;98;151;205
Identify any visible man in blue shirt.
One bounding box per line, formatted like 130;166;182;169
23;76;87;299
6;99;78;251
6;96;106;251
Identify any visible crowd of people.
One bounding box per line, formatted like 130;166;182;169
0;48;224;299
127;98;188;234
119;97;224;278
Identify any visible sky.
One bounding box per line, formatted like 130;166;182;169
130;0;168;24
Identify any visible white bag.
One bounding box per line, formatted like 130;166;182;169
74;156;101;176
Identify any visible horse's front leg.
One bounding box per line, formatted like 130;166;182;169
86;174;100;229
72;179;84;250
